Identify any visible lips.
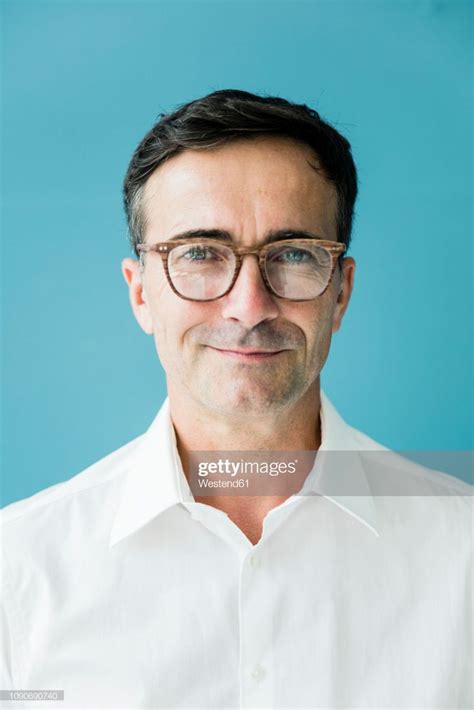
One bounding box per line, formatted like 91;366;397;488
215;348;282;354
207;346;285;361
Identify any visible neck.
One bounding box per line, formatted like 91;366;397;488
167;382;322;546
168;380;322;478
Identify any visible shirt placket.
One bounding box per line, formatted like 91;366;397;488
239;547;275;709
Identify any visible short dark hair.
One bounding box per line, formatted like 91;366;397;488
123;89;358;257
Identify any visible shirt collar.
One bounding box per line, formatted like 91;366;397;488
308;391;382;538
109;390;381;547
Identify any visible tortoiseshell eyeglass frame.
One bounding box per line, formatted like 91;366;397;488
136;237;347;302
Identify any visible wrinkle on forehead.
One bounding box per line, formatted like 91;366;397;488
141;136;338;242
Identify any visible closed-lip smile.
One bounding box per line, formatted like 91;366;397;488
207;346;286;360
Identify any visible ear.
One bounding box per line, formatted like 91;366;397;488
121;258;153;335
332;257;355;333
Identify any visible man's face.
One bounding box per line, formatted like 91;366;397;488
122;135;355;416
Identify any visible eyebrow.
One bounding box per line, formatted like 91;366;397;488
167;228;326;244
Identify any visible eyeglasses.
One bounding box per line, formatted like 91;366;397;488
137;237;346;302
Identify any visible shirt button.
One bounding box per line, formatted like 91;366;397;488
249;554;260;569
251;664;266;682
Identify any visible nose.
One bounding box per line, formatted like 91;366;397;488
220;253;279;328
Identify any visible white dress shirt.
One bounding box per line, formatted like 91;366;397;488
1;391;472;710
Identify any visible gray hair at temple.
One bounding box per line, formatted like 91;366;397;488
123;89;359;263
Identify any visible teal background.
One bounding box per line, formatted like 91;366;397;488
1;0;472;505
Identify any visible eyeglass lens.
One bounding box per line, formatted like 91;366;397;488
167;241;333;300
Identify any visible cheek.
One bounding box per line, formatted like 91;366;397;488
295;301;336;356
149;295;207;361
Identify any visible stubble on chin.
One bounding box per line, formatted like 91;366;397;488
187;352;309;416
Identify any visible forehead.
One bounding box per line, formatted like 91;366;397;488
141;135;338;240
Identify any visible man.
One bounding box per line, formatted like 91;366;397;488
1;90;471;709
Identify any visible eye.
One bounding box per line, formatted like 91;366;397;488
269;247;315;264
181;245;222;262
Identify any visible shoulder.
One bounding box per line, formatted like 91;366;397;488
346;422;472;530
356;438;471;498
342;416;470;495
1;434;143;546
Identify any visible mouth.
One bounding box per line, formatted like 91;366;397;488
207;346;287;362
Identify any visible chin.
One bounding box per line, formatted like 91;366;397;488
201;382;302;415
